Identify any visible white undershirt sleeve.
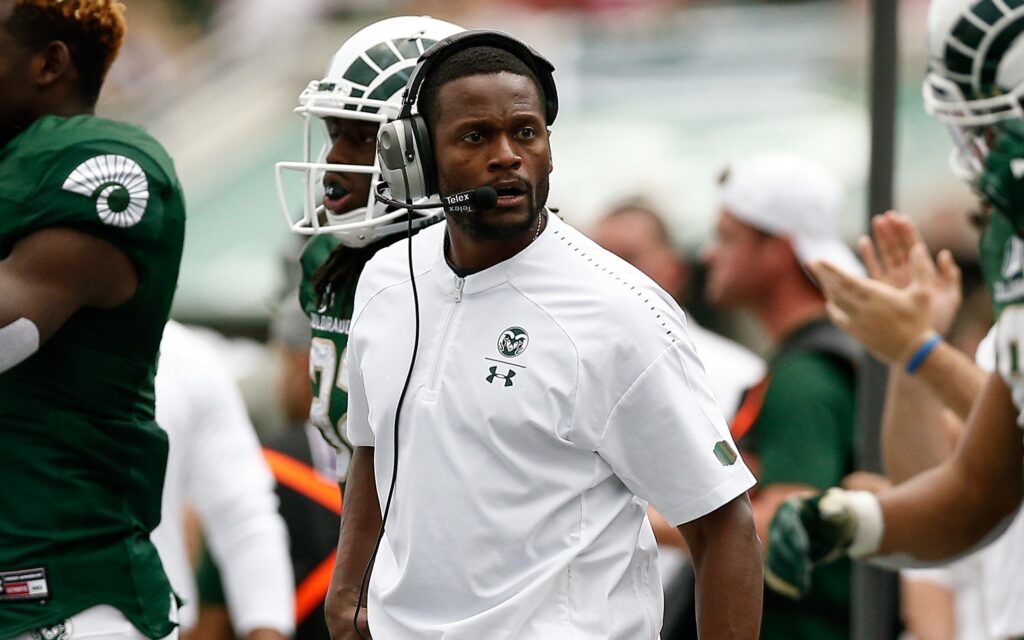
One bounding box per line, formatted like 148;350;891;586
180;336;295;636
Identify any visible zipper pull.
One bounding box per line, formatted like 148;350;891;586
454;277;465;303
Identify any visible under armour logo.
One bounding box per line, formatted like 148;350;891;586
486;366;516;387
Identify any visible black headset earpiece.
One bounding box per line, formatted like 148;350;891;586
376;29;558;204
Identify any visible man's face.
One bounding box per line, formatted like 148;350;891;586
321;117;379;215
590;209;687;299
432;71;552;240
0;7;38;149
704;210;772;308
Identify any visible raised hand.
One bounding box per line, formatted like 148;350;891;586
809;254;933;365
858;211;924;289
857;212;962;334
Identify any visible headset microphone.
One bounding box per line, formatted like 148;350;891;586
374;183;498;214
441;186;498;213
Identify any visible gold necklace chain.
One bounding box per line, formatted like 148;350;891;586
534;210;547;240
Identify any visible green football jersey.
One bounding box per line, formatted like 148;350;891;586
979;211;1024;421
0;115;185;638
982;211;1024;318
299;234;356;468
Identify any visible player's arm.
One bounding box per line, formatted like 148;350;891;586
880;369;962;483
0;227;136;371
901;573;957;640
677;493;762;639
901;341;987;421
810;241;983;421
876;370;1023;558
766;371;1023;599
807;237;983;479
325;446;380;640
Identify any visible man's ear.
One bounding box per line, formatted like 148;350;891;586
35;41;72;88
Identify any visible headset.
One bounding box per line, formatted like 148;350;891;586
354;30;559;640
375;29;559;204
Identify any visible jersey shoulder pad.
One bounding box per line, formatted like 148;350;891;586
0;116;185;260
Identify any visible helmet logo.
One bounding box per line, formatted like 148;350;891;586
497;327;529;358
62;154;149;228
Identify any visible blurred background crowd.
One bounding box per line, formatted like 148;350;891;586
99;0;970;339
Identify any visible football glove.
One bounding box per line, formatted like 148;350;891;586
978;120;1024;235
764;488;871;600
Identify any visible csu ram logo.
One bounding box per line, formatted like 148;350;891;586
497;326;529;358
62;154;149;228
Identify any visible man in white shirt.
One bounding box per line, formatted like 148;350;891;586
152;321;294;639
326;29;762;640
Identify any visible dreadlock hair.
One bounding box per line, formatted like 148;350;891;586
5;0;127;104
312;230;410;305
418;45;548;136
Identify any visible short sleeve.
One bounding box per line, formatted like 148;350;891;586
595;339;755;526
39;144;162;219
342;343;374;447
749;353;856;488
18;142;180;273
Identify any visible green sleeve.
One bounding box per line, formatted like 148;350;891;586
753;352;856;488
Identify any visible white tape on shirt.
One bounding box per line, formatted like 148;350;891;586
0;318;40;373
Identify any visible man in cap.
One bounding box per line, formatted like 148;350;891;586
703;152;863;640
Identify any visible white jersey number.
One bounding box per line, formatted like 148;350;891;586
994;305;1024;428
309;337;348;451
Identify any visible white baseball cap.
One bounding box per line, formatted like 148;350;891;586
718;152;865;277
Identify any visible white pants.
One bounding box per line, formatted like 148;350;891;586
10;603;179;640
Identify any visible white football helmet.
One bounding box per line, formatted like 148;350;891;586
275;16;463;246
924;0;1024;180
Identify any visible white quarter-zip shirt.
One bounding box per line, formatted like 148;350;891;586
345;213;755;639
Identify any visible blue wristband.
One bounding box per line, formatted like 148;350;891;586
905;334;942;374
